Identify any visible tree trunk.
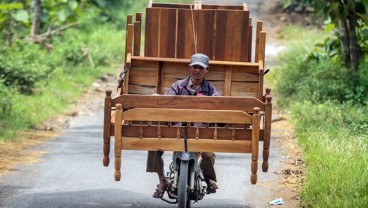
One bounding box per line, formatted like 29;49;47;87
342;0;362;71
345;0;361;71
31;0;42;36
337;9;350;68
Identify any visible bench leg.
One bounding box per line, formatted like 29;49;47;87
114;104;123;181
262;95;272;172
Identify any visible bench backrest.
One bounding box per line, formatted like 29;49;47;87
124;56;264;99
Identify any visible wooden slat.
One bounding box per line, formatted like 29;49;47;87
156;61;163;94
232;72;259;82
230;91;258;97
126;24;133;61
133;21;141;56
144;8;160;57
177;9;196;58
159;8;177;58
121;137;252;153
248;24;252;62
128;75;157;86
224;66;232;96
129;68;157;77
113;95;266;111
214;10;249;61
123;108;253;124
125;15;132;62
255;21;263;62
231;82;259;92
196;10;216;59
128;85;156;94
131;56;259;67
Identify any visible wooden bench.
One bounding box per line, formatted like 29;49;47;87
104;93;262;184
102;2;273;184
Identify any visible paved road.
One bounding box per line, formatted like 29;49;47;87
0;1;285;208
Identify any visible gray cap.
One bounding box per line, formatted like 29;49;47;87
189;53;209;68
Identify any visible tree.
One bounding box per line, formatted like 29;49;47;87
285;0;368;71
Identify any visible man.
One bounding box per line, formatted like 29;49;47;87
147;53;219;198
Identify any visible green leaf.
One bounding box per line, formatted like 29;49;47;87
68;1;78;10
325;23;335;32
57;9;67;22
0;3;23;10
12;10;29;23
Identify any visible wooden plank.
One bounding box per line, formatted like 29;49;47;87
248;24;252;62
133;21;141;56
125;15;133;62
158;8;177;58
213;10;226;60
131;56;259;67
123;108;253;124
196;10;216;59
231;82;259;92
144;8;160;57
126;24;133;61
255;21;263;62
121;137;252;153
177;9;196;58
224;66;232;96
135;12;142;22
156;61;163;94
214;10;249;61
128;85;156;94
232;72;259;82
230;91;258;97
113;95;266;111
131;59;159;68
128;75;157;86
129;67;157;77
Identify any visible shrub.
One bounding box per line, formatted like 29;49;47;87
0;81;13;119
274;50;367;106
0;42;53;94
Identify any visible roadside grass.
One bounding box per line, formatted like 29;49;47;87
271;26;368;207
292;102;368;208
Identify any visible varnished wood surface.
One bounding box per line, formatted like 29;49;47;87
112;95;265;112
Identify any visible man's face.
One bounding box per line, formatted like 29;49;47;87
189;65;208;81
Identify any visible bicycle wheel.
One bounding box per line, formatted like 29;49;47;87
178;160;191;208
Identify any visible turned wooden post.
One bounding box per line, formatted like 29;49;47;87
251;107;260;184
103;90;112;166
262;95;272;172
114;104;123;181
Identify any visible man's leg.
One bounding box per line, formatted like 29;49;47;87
201;152;218;193
147;151;167;198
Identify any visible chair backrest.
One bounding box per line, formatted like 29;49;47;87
144;7;251;62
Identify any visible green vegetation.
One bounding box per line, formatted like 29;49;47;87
272;24;368;207
0;1;151;140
